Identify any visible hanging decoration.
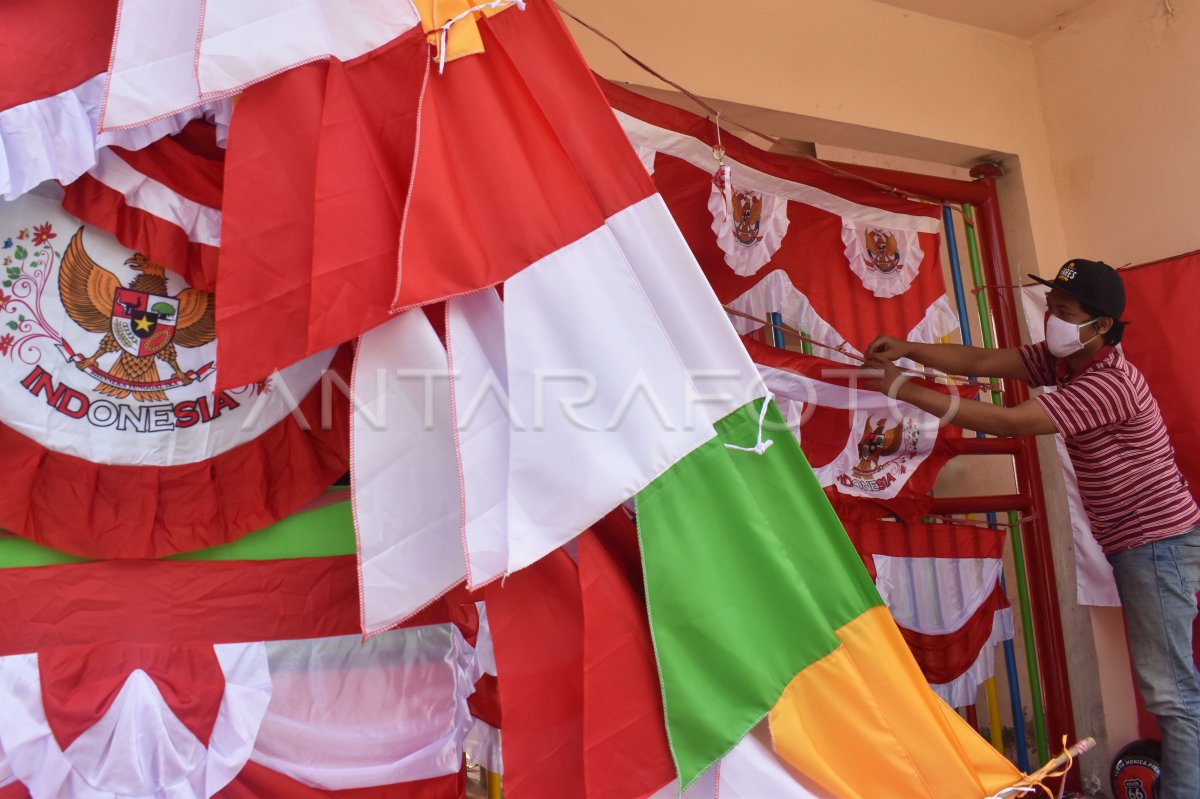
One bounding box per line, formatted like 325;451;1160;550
841;218;925;298
708;166;789;276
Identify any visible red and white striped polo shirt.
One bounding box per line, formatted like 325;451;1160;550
1018;341;1200;554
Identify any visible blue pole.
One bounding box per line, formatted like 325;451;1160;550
770;312;785;349
942;205;1030;770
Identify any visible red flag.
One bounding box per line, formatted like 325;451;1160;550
579;519;675;799
486;548;585;799
215;0;653;388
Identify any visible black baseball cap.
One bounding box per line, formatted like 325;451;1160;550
1028;259;1125;319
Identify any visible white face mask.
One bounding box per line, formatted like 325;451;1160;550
1044;313;1101;357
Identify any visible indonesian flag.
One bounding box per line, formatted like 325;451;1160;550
0;193;348;558
844;521;1015;708
745;338;967;519
601;79;957;354
341;0;764;632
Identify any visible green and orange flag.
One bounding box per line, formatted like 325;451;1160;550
637;400;1021;796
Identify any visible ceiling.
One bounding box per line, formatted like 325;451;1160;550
870;0;1099;38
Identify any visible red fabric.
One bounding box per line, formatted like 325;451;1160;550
1117;251;1200;504
602;79;946;354
0;556;472;655
0;0;117;111
467;673;502;729
218;760;467;798
39;642;225;750
486;548;584;799
897;584;1010;685
0;346;351;559
843;520;1007;564
578;528;675;799
61;172;220;291
216;0;654;388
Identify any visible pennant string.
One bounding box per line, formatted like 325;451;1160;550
724;392;775;456
721;305;1006;395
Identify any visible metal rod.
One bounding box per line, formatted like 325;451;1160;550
984;676;1005;754
770;311;786;349
964;202;1034;770
826;160;1077;787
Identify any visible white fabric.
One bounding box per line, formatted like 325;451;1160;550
447;291;511;589
0;74;230;201
616;109;942;233
633;143;657;175
197;0;422;96
250;627;480;788
102;0;208;130
841;218;926;298
708;168;790;277
648;725;822;798
930;608;1015;708
102;0;421;131
873;555;1005;635
0;643;270;799
354;309;466;633
757;362;946;500
88;148;222;246
1020;285;1119;606
500;195;762;575
0;194;335;466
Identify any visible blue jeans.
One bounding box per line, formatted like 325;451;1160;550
1108;527;1200;799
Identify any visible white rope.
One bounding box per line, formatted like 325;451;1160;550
983;787;1037;799
724;393;775;456
436;0;526;74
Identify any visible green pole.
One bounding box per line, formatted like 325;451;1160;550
964;203;1049;763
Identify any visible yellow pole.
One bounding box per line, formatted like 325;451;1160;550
984;676;1005;753
487;770;503;799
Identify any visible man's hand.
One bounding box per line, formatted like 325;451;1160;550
860;355;906;396
865;335;911;362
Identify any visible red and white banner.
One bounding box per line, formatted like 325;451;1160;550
603;79;956;355
0;556;481;799
844;521;1014;707
746;339;966;519
0;195;348;558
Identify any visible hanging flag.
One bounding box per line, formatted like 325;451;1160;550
603;78;955;354
746;338;967;519
843;520;1014;707
328;0;763;631
708;166;790;276
647;725;823;798
0;194;349;558
636;399;1020;794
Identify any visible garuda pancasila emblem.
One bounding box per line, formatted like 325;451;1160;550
864;229;903;273
58;228;215;402
854;416;903;475
731;189;764;247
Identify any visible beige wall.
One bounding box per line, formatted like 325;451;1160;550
1034;0;1200;268
562;0;1070;276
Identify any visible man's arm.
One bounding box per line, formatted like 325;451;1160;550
867;335;1031;381
867;358;1056;437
